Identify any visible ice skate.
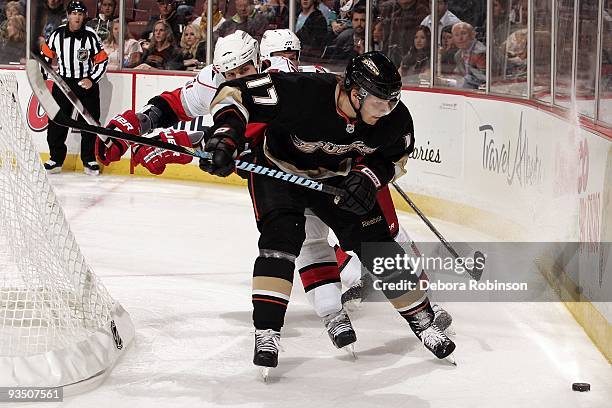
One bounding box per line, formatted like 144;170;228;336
341;273;372;311
432;303;454;334
323;308;357;357
406;303;456;363
253;329;281;381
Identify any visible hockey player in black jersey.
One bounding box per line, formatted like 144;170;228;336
200;52;456;371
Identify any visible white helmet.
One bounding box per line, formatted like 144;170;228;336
213;30;259;73
260;29;301;60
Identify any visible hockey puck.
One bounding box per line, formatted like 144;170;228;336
572;382;590;392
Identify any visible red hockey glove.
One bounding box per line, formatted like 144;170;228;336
96;110;141;165
199;126;244;177
336;165;381;215
132;129;193;175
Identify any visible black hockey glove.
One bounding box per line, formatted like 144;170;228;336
199;126;244;177
336;165;381;215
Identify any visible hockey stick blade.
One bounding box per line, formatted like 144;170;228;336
25;59;344;197
26;54;108;141
391;181;486;281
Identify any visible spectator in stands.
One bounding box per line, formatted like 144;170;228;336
295;0;328;59
192;0;225;34
177;0;196;19
145;0;186;45
399;25;431;83
136;20;180;70
490;0;511;78
420;0;460;46
447;0;486;33
42;0;67;41
602;22;612;91
326;5;365;60
266;0;289;29
503;28;528;78
0;14;25;64
380;0;429;63
439;24;457;75
372;18;385;51
216;0;268;41
171;23;206;70
103;18;143;69
0;1;22;40
329;0;352;39
452;21;486;89
87;0;116;42
318;0;336;26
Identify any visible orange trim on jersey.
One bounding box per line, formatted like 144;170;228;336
41;43;56;59
252;297;288;307
93;50;108;64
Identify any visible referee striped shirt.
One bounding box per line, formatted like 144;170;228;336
42;24;108;83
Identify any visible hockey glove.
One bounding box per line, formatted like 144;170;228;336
96;110;141;165
199;126;244;177
132;129;194;175
336;165;380;215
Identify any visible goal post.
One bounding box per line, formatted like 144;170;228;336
0;72;134;388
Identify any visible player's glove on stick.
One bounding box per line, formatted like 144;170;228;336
133;129;194;175
337;165;380;215
96;110;140;165
199;126;244;177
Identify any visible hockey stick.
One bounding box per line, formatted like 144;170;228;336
391;181;485;281
27;54;108;142
25;58;346;198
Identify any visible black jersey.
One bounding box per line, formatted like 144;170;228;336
210;72;414;185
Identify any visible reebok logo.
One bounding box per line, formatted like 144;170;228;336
362;216;382;227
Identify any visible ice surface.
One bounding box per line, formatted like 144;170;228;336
27;174;610;408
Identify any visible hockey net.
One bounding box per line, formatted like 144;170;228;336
0;72;134;388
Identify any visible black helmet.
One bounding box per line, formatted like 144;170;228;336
66;1;88;14
343;52;402;101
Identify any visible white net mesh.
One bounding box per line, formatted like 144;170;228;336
0;72;133;387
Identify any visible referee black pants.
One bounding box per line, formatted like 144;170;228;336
46;78;100;165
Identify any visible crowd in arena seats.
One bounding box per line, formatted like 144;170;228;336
5;0;607;94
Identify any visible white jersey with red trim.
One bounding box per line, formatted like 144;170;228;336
177;64;225;119
299;64;329;73
261;56;299;73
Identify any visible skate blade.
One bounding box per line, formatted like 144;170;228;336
343;343;357;360
445;353;457;366
343;299;362;313
260;367;271;382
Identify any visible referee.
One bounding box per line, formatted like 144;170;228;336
41;1;108;175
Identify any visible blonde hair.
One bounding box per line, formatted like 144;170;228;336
5;1;23;17
7;15;26;42
180;23;202;55
150;20;174;49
